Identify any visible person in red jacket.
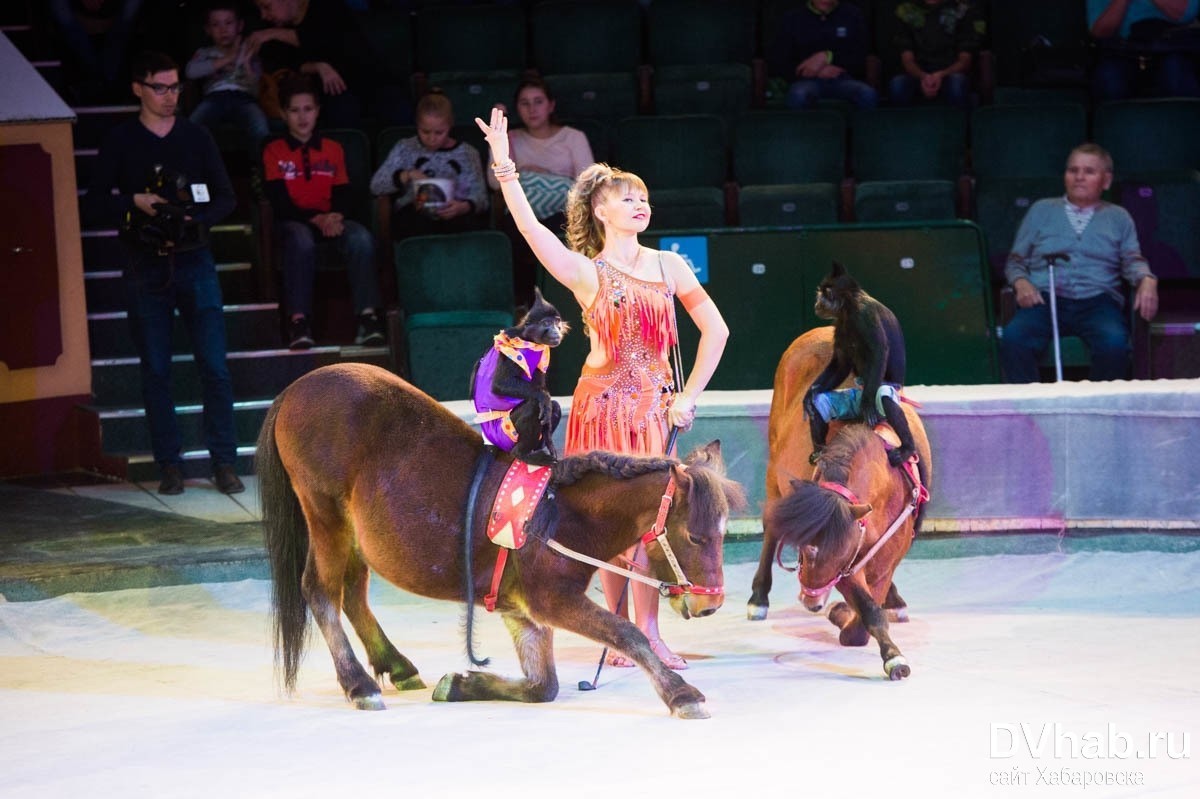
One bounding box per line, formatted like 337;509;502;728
261;74;383;349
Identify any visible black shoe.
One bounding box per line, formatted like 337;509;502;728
288;316;314;350
355;310;385;346
213;463;245;495
158;464;185;495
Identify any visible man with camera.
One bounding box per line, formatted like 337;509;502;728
85;50;244;496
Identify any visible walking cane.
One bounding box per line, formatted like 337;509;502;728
578;425;682;691
1044;252;1071;382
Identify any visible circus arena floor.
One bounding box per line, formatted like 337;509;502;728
0;478;1198;799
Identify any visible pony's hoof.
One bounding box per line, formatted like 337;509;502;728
885;607;909;623
431;673;459;702
746;603;768;621
884;656;911;681
391;674;427;691
671;702;710;720
352;693;386;711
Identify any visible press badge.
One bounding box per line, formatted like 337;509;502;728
190;183;210;203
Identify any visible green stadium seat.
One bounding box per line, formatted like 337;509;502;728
614;114;729;230
853;180;957;223
732;110;845;226
543;72;639;127
971;104;1088;181
1094;99;1200;177
1118;171;1200;281
404;310;515;401
646;0;758;118
393;231;515;316
849;106;968;222
424;74;523;133
987;0;1089;89
413;5;527;76
531;0;642;75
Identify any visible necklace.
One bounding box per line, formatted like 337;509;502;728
603;246;642;276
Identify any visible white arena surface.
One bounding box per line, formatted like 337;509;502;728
1;535;1197;798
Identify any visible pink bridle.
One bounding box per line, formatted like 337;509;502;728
797;457;929;598
640;470;724;597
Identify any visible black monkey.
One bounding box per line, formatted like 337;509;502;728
803;262;916;468
471;287;569;466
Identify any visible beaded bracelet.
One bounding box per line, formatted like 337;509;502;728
492;159;519;183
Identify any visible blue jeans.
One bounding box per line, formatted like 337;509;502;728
122;246;237;467
888;72;971;106
998;293;1130;383
785;76;878;109
277;219;380;318
189;91;270;154
48;0;144;86
1092;52;1200;101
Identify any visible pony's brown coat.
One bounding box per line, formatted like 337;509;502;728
258;363;744;716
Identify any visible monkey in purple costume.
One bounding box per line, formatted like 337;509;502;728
471;287;568;465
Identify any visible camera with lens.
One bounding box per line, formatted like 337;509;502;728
121;164;208;254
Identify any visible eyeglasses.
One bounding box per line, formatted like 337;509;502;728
139;81;182;96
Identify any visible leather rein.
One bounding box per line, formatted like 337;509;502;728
544;466;724;598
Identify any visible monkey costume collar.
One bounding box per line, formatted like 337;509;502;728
493;332;551;378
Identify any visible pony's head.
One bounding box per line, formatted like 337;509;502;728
657;440;747;619
764;426;877;611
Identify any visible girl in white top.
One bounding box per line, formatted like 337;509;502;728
488;78;594;305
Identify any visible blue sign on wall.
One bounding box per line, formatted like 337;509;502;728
656;235;709;284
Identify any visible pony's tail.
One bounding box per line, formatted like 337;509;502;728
256;398;310;693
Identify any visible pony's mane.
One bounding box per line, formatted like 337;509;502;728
764;425;876;551
816;424;876;485
549;450;674;487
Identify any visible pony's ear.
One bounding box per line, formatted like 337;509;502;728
683;439;722;467
850;502;873;519
670;462;694;493
699;439;722;466
830;260;846;278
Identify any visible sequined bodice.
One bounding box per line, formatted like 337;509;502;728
584;258;677;367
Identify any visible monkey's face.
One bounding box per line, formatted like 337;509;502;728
813;282;842;320
522;313;569;347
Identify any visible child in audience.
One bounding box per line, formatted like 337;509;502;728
186;1;269;154
369;91;489;243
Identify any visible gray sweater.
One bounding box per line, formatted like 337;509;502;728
369;137;488;213
1005;197;1152;306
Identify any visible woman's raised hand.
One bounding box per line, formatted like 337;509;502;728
475;107;510;163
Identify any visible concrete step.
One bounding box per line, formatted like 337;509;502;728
83;255;260;314
71;104;138;149
90;345;393;407
81;224;257;273
87;302;283;359
86;398;274;457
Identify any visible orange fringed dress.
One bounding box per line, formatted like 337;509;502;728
564;258;677;457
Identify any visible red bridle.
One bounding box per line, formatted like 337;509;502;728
544;467;724;598
640;471;724;597
798;458;928;598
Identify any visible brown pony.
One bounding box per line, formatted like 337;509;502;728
747;327;932;680
257;363;745;718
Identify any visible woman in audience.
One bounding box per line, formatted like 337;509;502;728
487;78;594;307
